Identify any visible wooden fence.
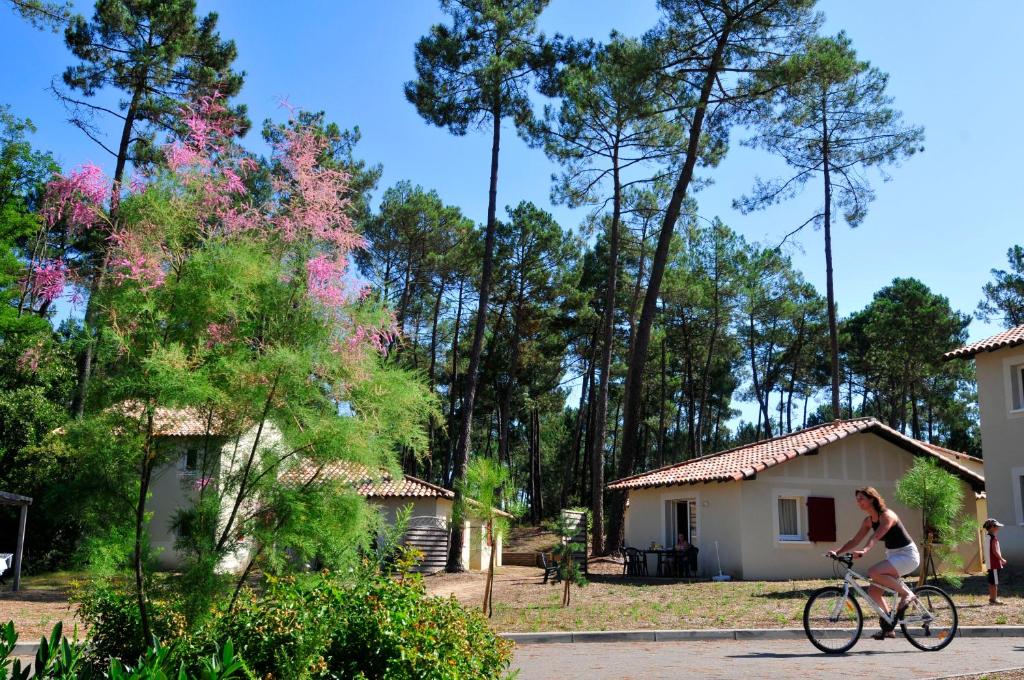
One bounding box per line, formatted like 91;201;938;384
402;516;450;574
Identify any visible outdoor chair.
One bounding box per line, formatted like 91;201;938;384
622;547;648;577
539;552;561;584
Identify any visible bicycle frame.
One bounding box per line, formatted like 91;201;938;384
829;558;934;628
832;562;904;627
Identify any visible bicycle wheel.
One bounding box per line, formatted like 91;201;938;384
803;586;863;654
900;584;957;651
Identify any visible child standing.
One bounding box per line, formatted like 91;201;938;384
984;518;1008;605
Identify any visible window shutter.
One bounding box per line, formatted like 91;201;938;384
806;497;836;542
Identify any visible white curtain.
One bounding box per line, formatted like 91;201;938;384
779;498;798;537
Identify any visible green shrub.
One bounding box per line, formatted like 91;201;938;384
328;573;513;680
196;574;341;679
198;571;513;680
73;580;187;672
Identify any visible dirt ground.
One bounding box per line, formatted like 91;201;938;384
0;572;82;641
424;561;1024;633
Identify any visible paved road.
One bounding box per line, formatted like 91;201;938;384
513;637;1024;679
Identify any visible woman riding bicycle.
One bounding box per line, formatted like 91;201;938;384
828;487;920;640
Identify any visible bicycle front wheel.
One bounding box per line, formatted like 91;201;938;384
804;586;863;654
901;584;957;651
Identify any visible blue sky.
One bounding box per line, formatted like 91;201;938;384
2;0;1021;419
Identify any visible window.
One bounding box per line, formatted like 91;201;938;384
1012;467;1024;525
777;497;803;541
1019;475;1024;524
180;447;199;473
1012;362;1024;412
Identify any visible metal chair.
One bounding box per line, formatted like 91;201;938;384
622;547;648;577
540;552;561;583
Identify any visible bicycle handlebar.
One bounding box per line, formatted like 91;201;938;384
826;552;854;567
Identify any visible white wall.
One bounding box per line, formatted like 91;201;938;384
149;423;284;573
977;348;1024;562
625;482;745;578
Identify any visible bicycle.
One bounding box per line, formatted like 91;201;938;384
803;553;958;654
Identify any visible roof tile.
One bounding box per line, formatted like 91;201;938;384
280;459;455;499
607;418;984;491
944;325;1024;360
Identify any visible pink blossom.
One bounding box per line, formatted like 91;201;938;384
206;321;235;347
17;343;43;372
32;258;68;302
41;163;108;229
222;167;245;195
108;229;167;290
165;142;204;172
193;476;213;491
305;254;350;308
129;174;148;195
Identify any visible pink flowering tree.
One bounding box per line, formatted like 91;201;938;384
56;96;437;640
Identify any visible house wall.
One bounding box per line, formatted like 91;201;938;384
624;482;745;579
977;348;1024;562
149;436;219;570
624;432;981;580
150;423;283;573
741;433;978;579
371;497;444;525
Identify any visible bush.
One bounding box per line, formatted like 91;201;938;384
74;580;187;672
199;570;513;680
328;574;514;679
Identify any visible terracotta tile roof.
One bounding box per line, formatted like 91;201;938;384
112;402;233;437
607;418;984;492
281;459;455;499
921;441;983;466
944;325;1024;360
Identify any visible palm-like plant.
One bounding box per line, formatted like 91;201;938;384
458;457;515;617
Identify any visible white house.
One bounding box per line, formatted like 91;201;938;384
608;418;985;580
144;407;281;573
281;459;508;573
945;324;1024;563
145;408;506;574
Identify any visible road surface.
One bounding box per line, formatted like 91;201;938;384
513;637;1024;679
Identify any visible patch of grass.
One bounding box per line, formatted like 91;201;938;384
426;565;1024;633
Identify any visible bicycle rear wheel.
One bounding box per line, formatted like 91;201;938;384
900;584;957;651
804;586;863;654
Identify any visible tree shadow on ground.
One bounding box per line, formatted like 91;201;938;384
0;589;70;603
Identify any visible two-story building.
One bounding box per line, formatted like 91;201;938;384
946;324;1024;562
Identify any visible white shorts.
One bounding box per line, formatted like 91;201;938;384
885;543;920;576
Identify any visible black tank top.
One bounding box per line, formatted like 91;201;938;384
871;514;913;549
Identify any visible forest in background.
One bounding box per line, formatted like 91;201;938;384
2;0;1023;571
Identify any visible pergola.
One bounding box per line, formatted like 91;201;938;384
0;491;31;591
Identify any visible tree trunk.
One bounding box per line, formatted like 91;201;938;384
72;83;144;418
448;107;501;572
426;277;445;481
607;25;733;552
659;334;667;467
563;344;594;508
445;277;466;486
821;95;841;419
588;150;622;556
532;407;543;524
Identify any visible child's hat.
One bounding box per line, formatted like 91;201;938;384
984;518;1005;529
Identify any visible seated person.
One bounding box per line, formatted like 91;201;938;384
675;534;690;552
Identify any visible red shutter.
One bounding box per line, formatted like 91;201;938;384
806;497;836;543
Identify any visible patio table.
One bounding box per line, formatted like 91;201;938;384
642;549;685;577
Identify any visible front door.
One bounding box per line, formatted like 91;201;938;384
668;500;696;547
